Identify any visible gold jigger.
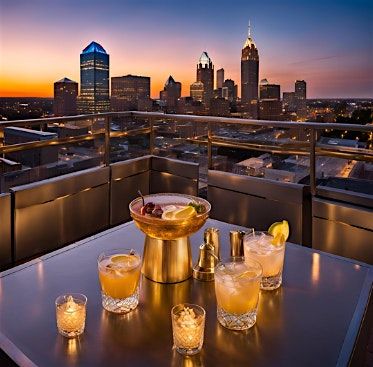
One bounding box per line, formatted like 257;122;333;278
142;236;192;283
193;243;217;281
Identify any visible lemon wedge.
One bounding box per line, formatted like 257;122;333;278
268;220;289;246
162;205;196;220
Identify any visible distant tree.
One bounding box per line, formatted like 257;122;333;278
334;101;348;116
335;108;372;125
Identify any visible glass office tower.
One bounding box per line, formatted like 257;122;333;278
78;41;110;113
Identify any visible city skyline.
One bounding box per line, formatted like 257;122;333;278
0;0;372;99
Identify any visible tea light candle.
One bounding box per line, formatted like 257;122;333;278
171;304;205;355
55;294;87;338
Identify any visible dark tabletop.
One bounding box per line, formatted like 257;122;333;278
0;219;372;367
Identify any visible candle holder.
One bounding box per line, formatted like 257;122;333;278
171;303;205;356
55;294;87;338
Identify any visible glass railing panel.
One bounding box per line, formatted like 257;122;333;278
315;128;373;197
152;116;209;186
210;122;311;184
46;117;94;137
110;114;150;132
109;134;150;163
0;136;105;193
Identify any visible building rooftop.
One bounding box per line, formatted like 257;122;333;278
82;41;107;54
243;21;257;49
4;126;57;138
55;77;77;84
199;51;211;66
165;76;176;86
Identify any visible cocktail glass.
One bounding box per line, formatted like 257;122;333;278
98;248;141;313
129;193;210;283
215;257;262;330
243;231;285;290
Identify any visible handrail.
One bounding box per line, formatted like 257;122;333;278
0;111;372;196
1;111;372;132
130;111;373;132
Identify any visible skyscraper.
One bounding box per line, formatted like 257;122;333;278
295;80;307;119
78;41;110;114
259;79;281;100
241;23;259;104
190;82;204;102
196;52;214;104
222;79;238;102
111;75;150;111
295;80;307;100
217;68;224;89
53;77;78;116
160;76;181;112
283;92;297;112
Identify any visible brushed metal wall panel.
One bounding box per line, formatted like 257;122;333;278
313;198;373;231
208;186;303;244
0;193;12;267
14;200;62;261
208;170;307;204
62;184;110;244
312;217;373;264
316;187;373;209
111;156;151;180
152;156;199;179
13;168;111;262
150;171;198;196
110;171;150;226
12;166;110;209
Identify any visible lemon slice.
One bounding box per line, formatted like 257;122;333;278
111;254;139;266
162;205;196;220
268;220;289;246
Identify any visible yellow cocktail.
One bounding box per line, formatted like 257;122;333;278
215;258;262;330
244;231;285;290
98;249;141;313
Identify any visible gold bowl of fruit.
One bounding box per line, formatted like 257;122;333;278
129;193;210;240
129;193;211;283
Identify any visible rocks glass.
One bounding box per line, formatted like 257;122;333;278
98;249;141;313
244;231;286;290
215;257;262;330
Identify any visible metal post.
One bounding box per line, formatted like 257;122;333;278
207;122;213;170
310;128;316;196
104;116;110;166
149;116;155;155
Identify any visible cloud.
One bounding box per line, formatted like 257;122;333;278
289;55;341;66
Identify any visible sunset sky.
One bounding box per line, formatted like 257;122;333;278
0;0;372;99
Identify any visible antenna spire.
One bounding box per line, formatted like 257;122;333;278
248;20;251;37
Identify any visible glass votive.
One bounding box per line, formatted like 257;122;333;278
171;303;206;356
55;293;87;338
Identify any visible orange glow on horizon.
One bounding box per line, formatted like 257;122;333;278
0;76;193;99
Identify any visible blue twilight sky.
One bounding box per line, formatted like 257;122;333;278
0;0;372;98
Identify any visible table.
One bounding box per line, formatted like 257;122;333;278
0;219;372;367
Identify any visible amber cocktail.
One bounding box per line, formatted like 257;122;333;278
215;257;262;330
98;249;141;313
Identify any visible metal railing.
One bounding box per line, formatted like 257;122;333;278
1;111;372;195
